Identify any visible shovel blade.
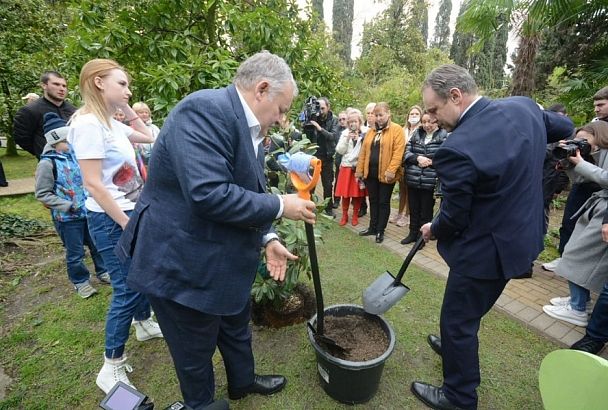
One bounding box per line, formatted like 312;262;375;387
363;271;410;315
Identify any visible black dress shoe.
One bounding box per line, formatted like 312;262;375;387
571;336;606;354
324;208;335;218
0;181;8;187
358;207;367;217
400;233;417;245
375;232;384;243
332;199;340;209
411;382;464;410
228;374;287;400
427;334;442;356
359;228;377;236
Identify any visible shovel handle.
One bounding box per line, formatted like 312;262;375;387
305;221;326;335
291;158;322;200
393;235;425;284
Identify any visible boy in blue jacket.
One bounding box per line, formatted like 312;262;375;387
35;113;108;298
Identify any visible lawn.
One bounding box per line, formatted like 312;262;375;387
0;210;558;409
0;148;37;180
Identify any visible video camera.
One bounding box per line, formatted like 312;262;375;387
553;139;592;160
299;96;321;128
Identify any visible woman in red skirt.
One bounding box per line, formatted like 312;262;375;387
335;108;368;226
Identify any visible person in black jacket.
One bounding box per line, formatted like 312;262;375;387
303;97;340;216
401;112;447;245
13;71;76;159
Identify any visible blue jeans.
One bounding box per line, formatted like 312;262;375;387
87;211;151;359
568;281;590;312
53;218;106;286
587;281;608;342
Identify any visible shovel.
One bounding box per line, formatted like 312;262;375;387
362;235;425;315
289;154;347;354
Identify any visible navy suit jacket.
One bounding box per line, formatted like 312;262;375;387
119;85;280;315
430;97;573;279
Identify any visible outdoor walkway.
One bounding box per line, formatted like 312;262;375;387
332;205;608;359
0;177;35;197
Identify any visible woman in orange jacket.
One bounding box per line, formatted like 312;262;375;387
355;102;405;243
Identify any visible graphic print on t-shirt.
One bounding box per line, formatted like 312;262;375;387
112;162;143;202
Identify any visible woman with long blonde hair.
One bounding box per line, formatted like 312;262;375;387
67;59;157;393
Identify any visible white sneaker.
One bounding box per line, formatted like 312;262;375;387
543;304;588;327
549;296;593;314
96;356;135;394
132;318;163;341
542;257;562;272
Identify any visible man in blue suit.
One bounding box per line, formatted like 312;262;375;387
118;52;317;409
412;64;574;410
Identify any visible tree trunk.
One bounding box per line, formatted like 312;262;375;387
1;78;18;157
510;34;539;97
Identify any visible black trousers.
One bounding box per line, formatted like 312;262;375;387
407;186;435;234
440;272;508;409
333;154;342;199
365;176;394;233
319;155;334;201
148;295;254;409
0;159;6;184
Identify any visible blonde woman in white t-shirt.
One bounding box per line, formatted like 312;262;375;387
67;58;158;394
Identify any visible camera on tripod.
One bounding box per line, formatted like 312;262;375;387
299;96;321;129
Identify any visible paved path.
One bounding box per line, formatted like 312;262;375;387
0;177;35;197
331;204;608;359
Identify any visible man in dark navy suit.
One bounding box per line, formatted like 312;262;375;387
119;52;316;409
411;64;574;410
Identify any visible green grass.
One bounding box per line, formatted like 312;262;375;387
0;222;558;409
0;194;52;222
0;148;37;180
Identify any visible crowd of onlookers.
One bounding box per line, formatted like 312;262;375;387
5;62;608;403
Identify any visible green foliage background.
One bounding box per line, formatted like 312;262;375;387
1;0;605;155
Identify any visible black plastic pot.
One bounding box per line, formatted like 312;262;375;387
307;304;396;404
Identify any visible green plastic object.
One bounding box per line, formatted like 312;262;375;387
539;349;608;410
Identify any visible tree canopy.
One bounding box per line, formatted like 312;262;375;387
2;0;605;155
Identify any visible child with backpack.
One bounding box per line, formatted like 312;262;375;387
35;112;108;298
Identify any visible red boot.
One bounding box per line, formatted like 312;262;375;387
340;198;351;226
339;213;348;226
351;197;361;226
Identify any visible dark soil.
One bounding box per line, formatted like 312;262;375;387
251;282;316;328
321;314;389;362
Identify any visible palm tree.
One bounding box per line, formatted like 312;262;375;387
456;0;607;97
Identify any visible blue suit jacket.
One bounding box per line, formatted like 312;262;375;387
119;85;280;315
430;97;574;279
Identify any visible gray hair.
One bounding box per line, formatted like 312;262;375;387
346;108;364;124
423;64;477;100
233;51;298;98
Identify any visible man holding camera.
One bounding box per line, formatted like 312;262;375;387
414;64;573;410
303;97;340;216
